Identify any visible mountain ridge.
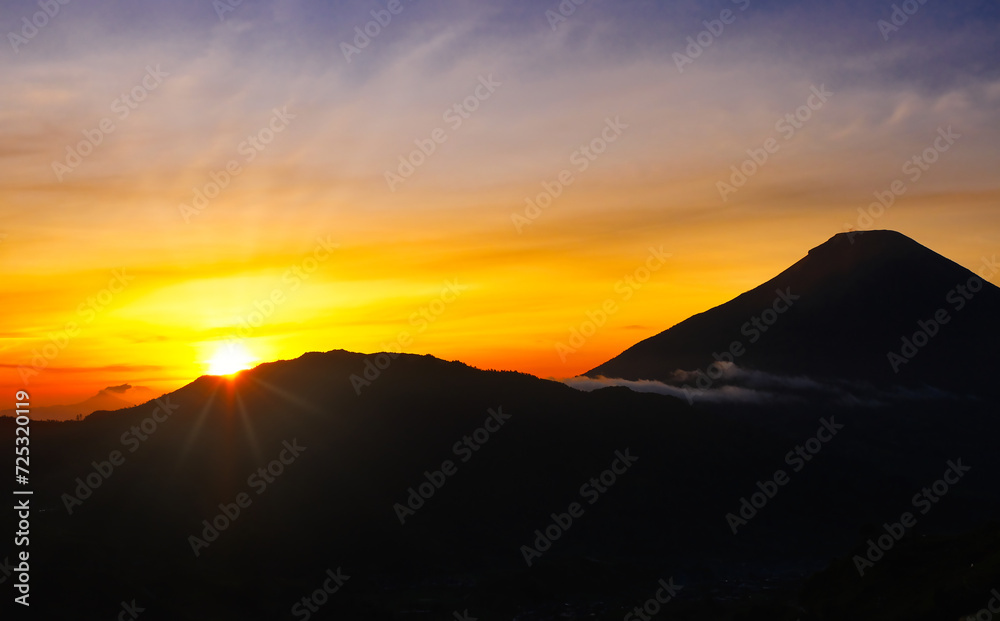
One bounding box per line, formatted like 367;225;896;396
15;342;1000;619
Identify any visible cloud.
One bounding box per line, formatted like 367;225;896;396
563;374;784;405
563;363;960;406
101;384;132;394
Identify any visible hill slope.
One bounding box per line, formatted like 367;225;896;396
9;348;1000;619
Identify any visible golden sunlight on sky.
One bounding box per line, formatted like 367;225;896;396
2;0;998;405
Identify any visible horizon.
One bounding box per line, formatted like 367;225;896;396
11;227;998;411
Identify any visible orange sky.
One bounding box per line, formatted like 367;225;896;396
2;1;998;407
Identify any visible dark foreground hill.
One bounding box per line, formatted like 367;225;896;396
3;349;999;619
587;230;1000;397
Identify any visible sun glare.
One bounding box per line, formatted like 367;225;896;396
207;344;255;376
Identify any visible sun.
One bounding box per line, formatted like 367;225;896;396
206;343;256;376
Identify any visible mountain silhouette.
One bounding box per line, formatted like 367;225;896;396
0;384;160;421
9;347;1000;619
587;230;1000;397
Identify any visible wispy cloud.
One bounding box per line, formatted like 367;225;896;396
564;362;961;406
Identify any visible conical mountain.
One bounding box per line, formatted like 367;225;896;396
587;230;1000;395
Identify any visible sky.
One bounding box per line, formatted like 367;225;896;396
1;0;999;406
